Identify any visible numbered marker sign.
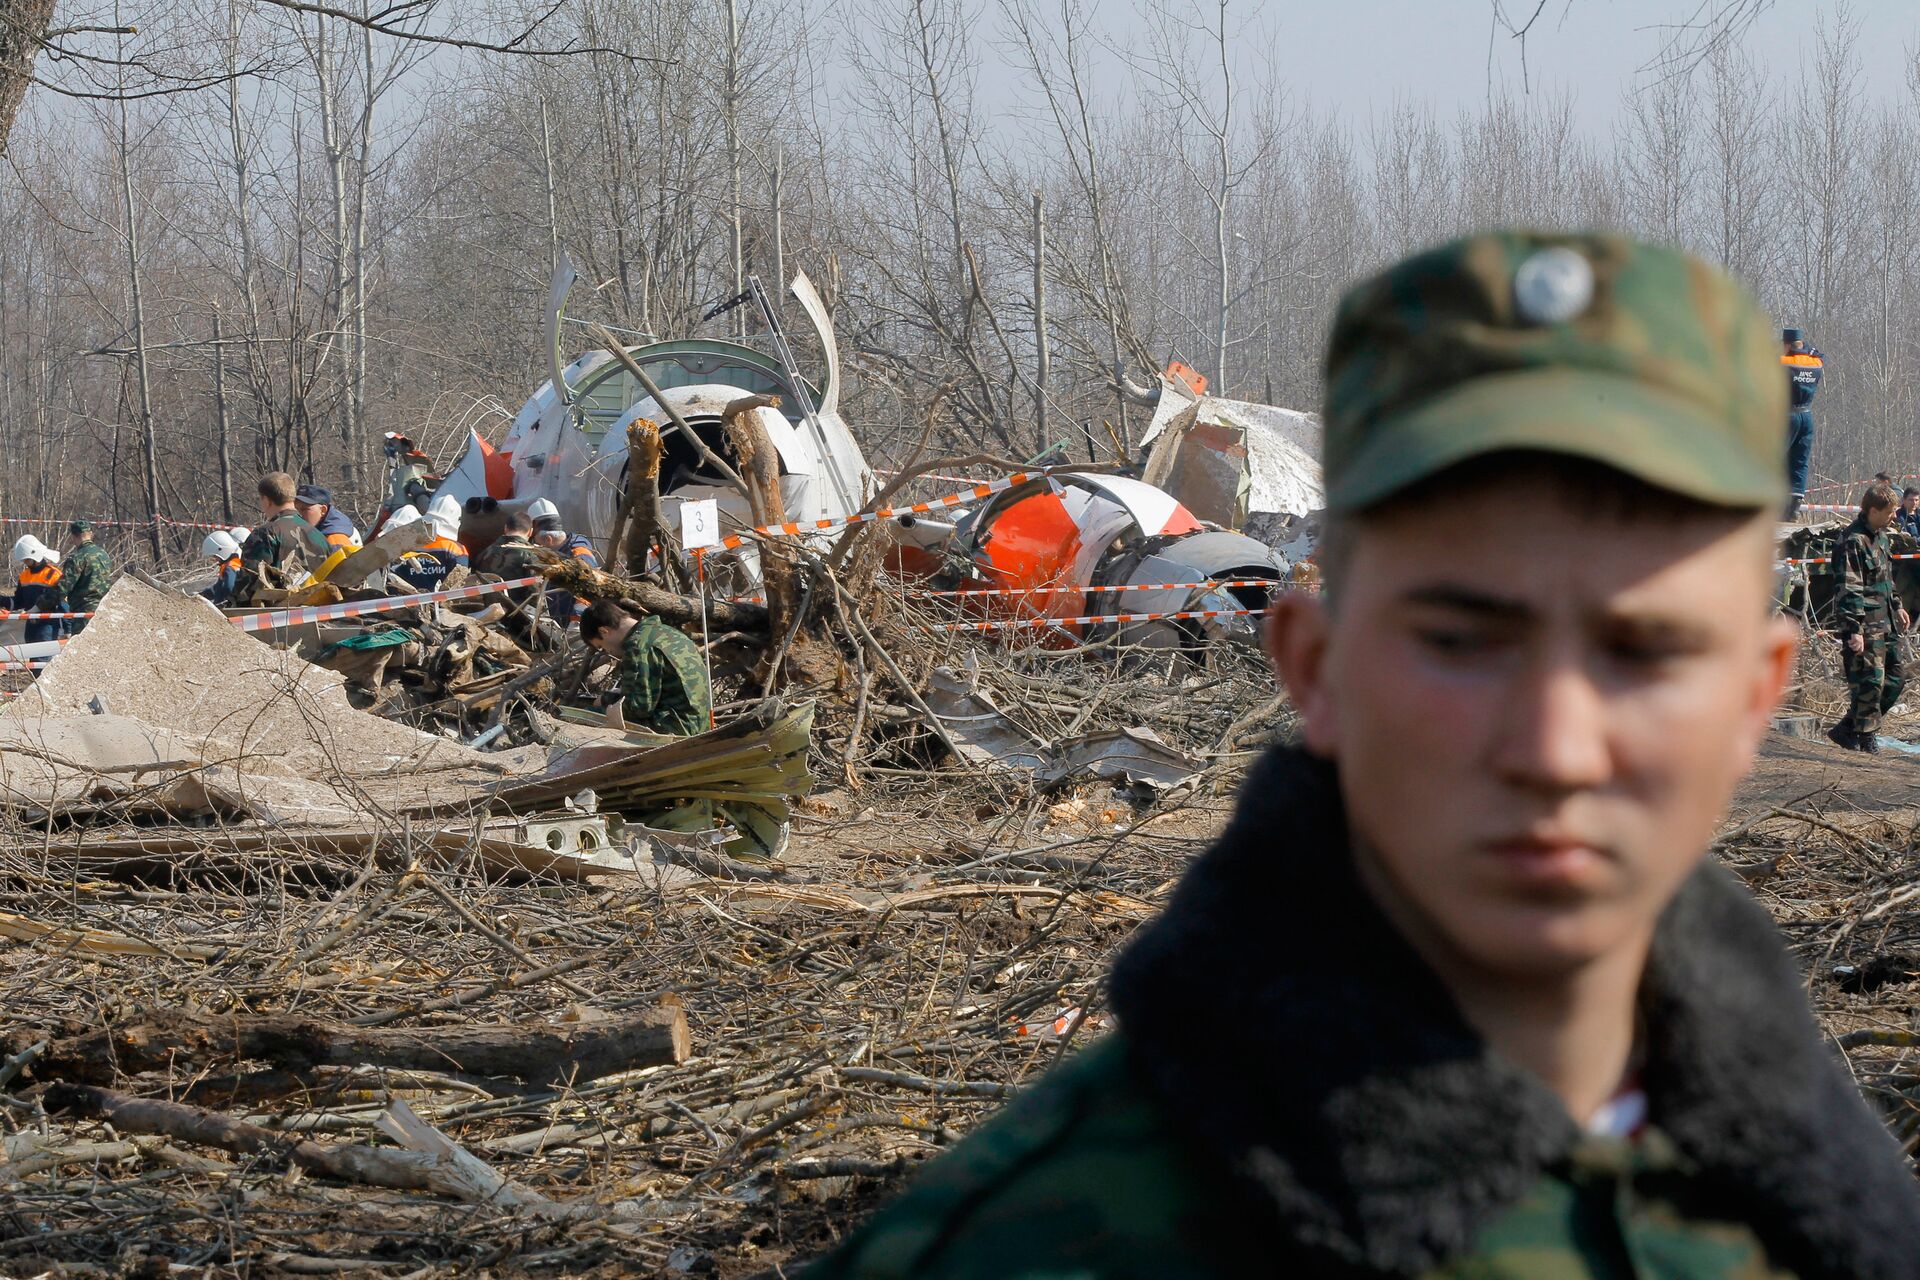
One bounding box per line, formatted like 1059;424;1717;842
679;498;722;551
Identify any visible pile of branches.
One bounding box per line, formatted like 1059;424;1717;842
1715;796;1920;1162
0;759;1235;1276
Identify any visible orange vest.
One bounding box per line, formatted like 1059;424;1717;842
18;563;61;589
423;536;468;557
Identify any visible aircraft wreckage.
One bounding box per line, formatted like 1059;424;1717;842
398;261;1294;650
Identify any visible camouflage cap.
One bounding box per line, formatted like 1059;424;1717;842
67;519;93;534
1322;231;1786;512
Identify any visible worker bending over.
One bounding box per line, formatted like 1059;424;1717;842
579;598;710;736
199;531;244;606
422;496;470;577
528;497;597;623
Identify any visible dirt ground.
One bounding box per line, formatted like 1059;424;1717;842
3;625;1919;1279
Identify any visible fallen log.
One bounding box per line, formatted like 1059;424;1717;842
43;1084;490;1198
13;1000;689;1088
542;555;769;632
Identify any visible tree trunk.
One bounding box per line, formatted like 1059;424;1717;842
18;1001;689;1089
0;0;54;158
1032;189;1049;440
722;394;797;648
213;310;234;523
622;415;668;575
115;72;162;562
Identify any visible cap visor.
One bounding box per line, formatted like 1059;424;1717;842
1328;366;1784;512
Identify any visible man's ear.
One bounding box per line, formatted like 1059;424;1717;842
1265;591;1338;757
1738;612;1800;758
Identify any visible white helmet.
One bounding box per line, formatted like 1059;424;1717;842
527;498;560;522
384;504;422;530
201;530;241;560
426;495;463;541
10;534;51;565
229;526;250;543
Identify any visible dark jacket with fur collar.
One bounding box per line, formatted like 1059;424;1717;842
812;746;1920;1279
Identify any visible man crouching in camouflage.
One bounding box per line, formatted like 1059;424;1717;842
1828;482;1908;753
808;233;1920;1278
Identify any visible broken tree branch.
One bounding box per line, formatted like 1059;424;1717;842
13;1002;690;1088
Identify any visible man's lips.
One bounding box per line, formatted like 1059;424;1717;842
1480;835;1611;889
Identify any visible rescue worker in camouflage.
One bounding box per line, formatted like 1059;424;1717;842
238;472;331;601
1827;483;1908;753
58;520;112;634
476;512;546;611
809;232;1920;1280
579;597;709;736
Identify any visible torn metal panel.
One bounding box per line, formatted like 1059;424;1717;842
925;667;1050;771
1035;727;1198;791
923;667;1198;789
1141;375;1324;524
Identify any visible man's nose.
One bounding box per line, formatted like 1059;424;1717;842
1491;659;1612;793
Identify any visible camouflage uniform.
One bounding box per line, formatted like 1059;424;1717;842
810;234;1920;1279
812;750;1915;1280
60;539;112;634
615;616;710;736
1833;513;1905;741
477;535;544;579
477;535;546;612
240;512;331;581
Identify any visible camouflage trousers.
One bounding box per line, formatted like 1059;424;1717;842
1841;631;1906;736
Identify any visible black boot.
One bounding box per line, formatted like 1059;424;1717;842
1786;493;1805;521
1860;731;1883;754
1828;722;1862;751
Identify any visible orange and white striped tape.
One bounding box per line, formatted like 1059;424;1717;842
0;578;545;669
713;471;1043;551
231;576;544;631
911;577;1278;600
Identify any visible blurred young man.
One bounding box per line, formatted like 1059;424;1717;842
810;234;1920;1278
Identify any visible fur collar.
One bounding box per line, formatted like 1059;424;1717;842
1108;745;1920;1278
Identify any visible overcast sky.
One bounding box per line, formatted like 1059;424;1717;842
963;1;1919;139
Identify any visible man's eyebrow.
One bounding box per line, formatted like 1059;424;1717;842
1398;584;1532;621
